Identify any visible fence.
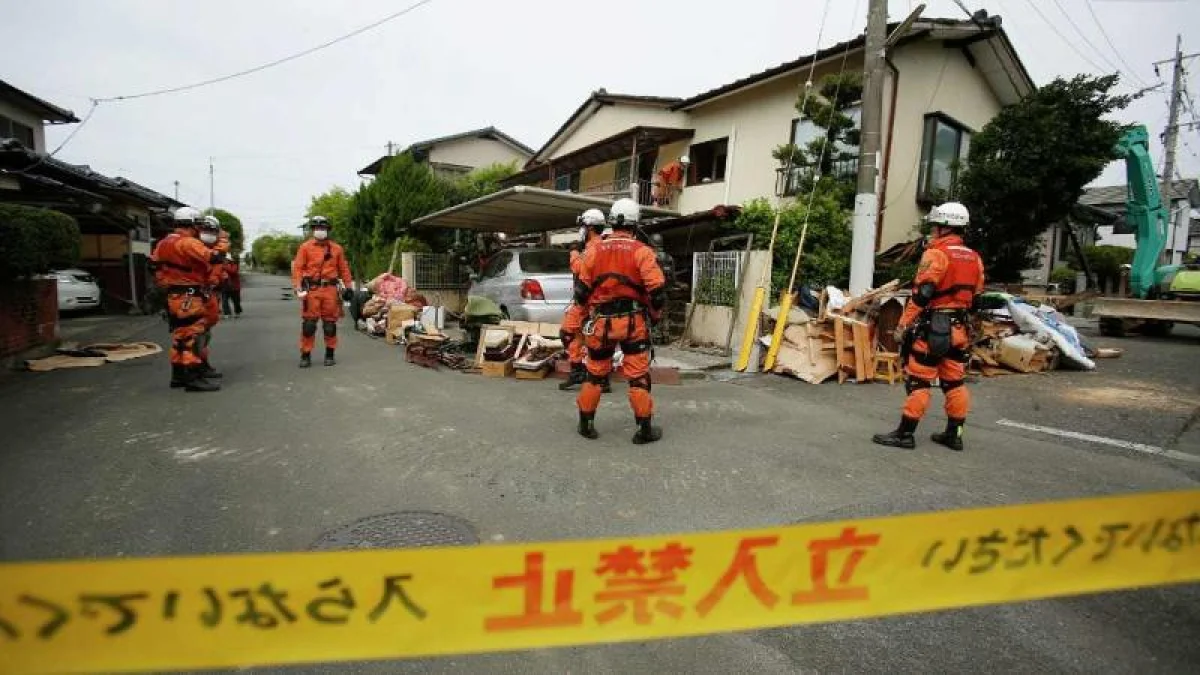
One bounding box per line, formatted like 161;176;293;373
691;251;741;307
410;253;471;290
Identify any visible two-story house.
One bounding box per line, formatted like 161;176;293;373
1;79;183;312
358;126;535;180
415;16;1033;254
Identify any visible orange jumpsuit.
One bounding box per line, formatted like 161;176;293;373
291;238;352;354
897;233;985;424
575;231;666;421
201;233;230;361
562;231;603;367
150;229;216;368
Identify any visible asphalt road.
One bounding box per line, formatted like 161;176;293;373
1;273;1197;674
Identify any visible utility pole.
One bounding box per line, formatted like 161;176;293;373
1155;35;1190;265
208;157;215;213
848;0;889;295
173;180;179;201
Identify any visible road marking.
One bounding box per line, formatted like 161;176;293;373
995;419;1200;463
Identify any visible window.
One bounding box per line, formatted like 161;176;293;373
917;113;971;203
482;251;512;279
0;114;35;149
689;137;728;184
518;250;571;273
783;105;862;192
614;158;632;191
554;171;580;192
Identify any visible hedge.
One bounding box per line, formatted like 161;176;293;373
0;204;81;281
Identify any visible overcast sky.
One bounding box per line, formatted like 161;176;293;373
3;0;1198;244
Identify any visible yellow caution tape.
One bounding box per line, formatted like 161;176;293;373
1;490;1197;674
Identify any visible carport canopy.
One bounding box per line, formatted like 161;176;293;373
412;185;678;235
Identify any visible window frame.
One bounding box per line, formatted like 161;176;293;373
688;137;729;185
916;112;973;205
553;171;581;193
482;251;513;279
0;114;36;149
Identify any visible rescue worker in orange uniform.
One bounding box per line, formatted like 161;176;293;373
291;216;352;368
873;202;984;451
198;216;229;378
559;208;609;392
149;206;225;392
574;198;667;444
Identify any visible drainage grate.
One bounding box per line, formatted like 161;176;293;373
310;511;479;551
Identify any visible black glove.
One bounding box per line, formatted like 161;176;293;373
209;251;227;265
341;288;353;302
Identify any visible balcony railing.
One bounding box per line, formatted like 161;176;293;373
579;179;680;210
775;157;859;196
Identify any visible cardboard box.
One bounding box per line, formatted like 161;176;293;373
514;364;551;380
481;358;514;378
387;304;419;326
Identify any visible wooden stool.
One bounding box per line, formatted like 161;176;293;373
874;351;901;385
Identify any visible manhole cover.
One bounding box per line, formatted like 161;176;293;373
310;511;479;551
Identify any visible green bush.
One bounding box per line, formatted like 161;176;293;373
1076;245;1133;289
1049;265;1078;292
0;204;81;281
733;190;852;293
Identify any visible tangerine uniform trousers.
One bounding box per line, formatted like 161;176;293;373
300;285;343;353
902;322;971;423
577;312;654;419
561;302;588;365
201;291;220;361
166;290;210;367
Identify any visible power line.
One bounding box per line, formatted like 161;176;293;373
1047;0;1134;84
1082;0;1151;87
1018;0;1116;76
95;0;438;102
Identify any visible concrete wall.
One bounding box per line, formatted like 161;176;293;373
880;41;1004;249
681;251;770;353
428;136;530;171
550;105;689;159
0;279;57;358
0;97;46;152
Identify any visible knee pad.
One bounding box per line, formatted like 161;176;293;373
323;320;337;337
940;379;965;392
905;377;932;395
628;374;652;391
302;319;318;337
622;340;650;355
586;371;609;386
587;346;615;361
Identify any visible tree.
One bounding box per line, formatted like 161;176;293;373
450;161;519;203
204;208;244;253
0;204;81;281
249;232;304;274
957;74;1136;281
773;71;863;209
733;194;852;293
305;186;352;233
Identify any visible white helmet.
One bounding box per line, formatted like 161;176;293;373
203;215;221;229
608;198;641;229
578;208;605;227
173;206;202;224
926;202;969;228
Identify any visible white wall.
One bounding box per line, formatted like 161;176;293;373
549;105;689;159
0;98;46;152
880;40;1004;249
428;136;530;170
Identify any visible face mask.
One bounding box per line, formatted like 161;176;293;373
199;232;217;245
314;229;329;241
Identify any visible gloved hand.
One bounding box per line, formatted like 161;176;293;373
341;288;353;302
295;288;308;299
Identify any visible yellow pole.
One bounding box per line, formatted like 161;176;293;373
763;214;813;372
734;209;784;371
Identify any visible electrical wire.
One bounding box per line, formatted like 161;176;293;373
1017;0;1116;76
94;0;439;102
1082;0;1151;88
1048;0;1134;84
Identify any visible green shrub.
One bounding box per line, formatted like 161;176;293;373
1049;265;1078;292
0;204;81;281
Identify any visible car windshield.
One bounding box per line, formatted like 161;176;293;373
518;250;570;273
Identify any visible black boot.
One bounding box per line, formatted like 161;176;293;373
559;363;586;391
324;348;336;367
170;364;188;389
199;360;223;379
299;352;312;368
578;411;599;440
183;367;220;393
872;416;918;449
932;418;965;451
632;416;662;445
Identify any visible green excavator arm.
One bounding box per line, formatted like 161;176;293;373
1115;125;1170;298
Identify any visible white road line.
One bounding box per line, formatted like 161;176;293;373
995;419;1200;463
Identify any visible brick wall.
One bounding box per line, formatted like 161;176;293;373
0;279;58;357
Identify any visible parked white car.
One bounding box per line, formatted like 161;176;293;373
467;248;573;323
49;268;102;312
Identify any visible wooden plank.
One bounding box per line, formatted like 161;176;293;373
834;316;847;384
852;320;871;383
840;279;901;315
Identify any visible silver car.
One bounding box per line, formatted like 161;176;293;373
468;248;574;323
